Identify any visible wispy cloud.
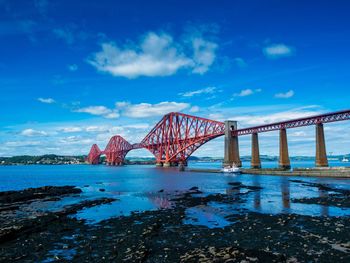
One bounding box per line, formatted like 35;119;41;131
53;28;75;45
88;31;217;78
229;106;321;126
53;24;88;45
234;57;247;68
191;37;218;74
189;106;200;113
21;129;47;137
263;43;295;59
233;88;262;97
74;106;119;119
38;97;55;104
275;90;295;99
60;127;82;133
73;101;192;119
179;86;217;97
118;101;191;118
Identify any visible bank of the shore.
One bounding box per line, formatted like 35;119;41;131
188;167;350;178
1;181;350;262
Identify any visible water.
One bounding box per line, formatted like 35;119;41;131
190;160;350;169
0;161;349;227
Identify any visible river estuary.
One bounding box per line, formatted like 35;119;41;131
0;161;350;261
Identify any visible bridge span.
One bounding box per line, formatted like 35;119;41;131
87;109;350;168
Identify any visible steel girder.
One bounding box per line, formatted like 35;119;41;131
87;144;102;165
87;109;350;165
104;135;133;165
141;112;225;164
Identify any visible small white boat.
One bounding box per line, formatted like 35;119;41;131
341;157;349;162
221;162;241;174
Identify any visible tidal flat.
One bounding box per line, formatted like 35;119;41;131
0;179;349;262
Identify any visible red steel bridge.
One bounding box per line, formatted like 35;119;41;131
87;109;350;167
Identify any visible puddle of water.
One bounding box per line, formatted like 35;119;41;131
183;205;233;229
243;199;350;217
72;195;159;224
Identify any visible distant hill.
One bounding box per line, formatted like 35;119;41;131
0;155;85;165
1;153;349;165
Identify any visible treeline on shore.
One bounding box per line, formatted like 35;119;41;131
1;154;348;165
0;155;86;165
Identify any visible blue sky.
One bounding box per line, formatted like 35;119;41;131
1;0;350;157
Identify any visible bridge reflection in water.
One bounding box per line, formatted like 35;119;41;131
87;109;350;169
222;178;334;217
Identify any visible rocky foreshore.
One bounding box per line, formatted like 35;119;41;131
0;182;350;262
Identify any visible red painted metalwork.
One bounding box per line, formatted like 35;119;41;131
233;109;350;136
141;112;225;164
87;109;350;165
104;135;133;165
87;144;102;165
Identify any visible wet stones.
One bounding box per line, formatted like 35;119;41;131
1;184;350;262
0;186;82;204
179;246;284;262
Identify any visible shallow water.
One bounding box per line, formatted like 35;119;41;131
0;162;349;227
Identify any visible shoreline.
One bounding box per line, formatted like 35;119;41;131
187;167;350;178
1;182;349;261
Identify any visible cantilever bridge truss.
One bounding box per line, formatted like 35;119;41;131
87;112;225;165
87;109;350;166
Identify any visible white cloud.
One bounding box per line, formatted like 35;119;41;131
68;64;78;71
115;101;129;108
275;90;294;99
124;123;150;129
189;106;200;113
59;136;94;145
233;88;262;97
73;101;195;119
263;43;295;59
208;113;224;120
60;127;82;133
231;106;322;126
85;126;109;132
21;129;47;137
120;101;190;118
88;31;217;78
74;106;120;119
38;97;55;104
179;86;217;97
191;38;217;74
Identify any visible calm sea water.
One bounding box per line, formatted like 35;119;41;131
1;161;349;226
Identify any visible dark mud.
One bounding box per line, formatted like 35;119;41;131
0;183;350;262
0;186;82;204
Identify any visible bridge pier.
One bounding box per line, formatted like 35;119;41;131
316;123;328;167
156;162;163;167
279;128;291;169
251;133;261;168
163;162;171;167
224;121;242;167
179;161;187;167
